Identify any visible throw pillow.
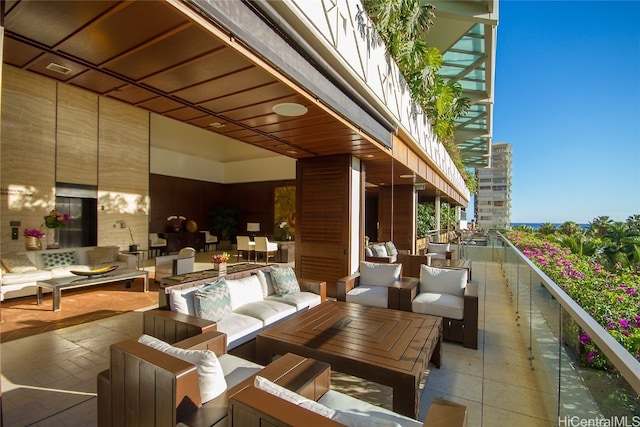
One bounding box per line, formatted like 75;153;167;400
41;251;78;269
169;285;201;316
359;261;401;287
419;265;467;296
384;241;398;257
254;376;336;419
270;266;300;296
87;246;118;265
256;269;276;297
138;334;227;403
1;253;38;273
372;244;388;257
194;279;232;322
365;247;374;257
427;243;450;255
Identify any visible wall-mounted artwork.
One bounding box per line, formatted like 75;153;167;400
274;186;295;240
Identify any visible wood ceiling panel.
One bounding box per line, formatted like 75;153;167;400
105;24;224;80
200;83;297;114
3;39;43;68
138;96;187;114
187;117;243;132
57;2;187;65
173;67;276;104
141;48;254;93
68;69;128;95
107;84;160;105
4;1;119;47
164;107;208;122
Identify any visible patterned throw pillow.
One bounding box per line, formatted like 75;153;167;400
270;266;300;296
41;251;78;269
194;279;232;322
385;241;398;256
87;246;118;265
1;253;38;273
372;244;387;257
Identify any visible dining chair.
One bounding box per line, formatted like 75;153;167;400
236;235;255;262
254;236;277;264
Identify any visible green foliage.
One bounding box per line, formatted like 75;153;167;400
209;207;239;241
361;0;474;192
507;230;640;370
417;202;455;237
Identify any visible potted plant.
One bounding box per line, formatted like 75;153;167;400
209;207;239;250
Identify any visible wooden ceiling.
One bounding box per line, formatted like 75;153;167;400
2;0;439;194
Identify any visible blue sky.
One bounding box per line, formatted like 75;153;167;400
472;0;640;224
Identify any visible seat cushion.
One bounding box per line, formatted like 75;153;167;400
215;312;263;344
226;275;264;310
138;334;227;403
266;291;321;310
359;261;401;287
412;292;464;320
420;265;467;296
1;270;52;285
346;286;388;308
217;354;263;389
233;300;296;326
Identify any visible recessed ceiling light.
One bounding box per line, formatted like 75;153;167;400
209;122;225;128
46;62;71;75
365;154;374;158
286;150;297;154
400;174;415;179
272;103;308;117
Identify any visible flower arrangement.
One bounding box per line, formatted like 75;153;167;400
43;209;70;229
24;228;45;239
212;252;230;264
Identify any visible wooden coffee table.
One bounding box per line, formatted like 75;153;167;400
430;258;472;281
37;269;148;311
256;300;442;418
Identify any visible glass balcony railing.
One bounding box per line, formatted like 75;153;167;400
463;232;640;423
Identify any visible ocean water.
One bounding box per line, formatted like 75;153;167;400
510;222;589;230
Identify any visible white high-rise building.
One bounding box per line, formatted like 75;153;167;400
475;143;512;229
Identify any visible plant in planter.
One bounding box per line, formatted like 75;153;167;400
209;207;239;250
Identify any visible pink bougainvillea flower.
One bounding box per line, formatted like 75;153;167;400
619;319;629;328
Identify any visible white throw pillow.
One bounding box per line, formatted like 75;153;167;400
226;275;264;310
169;285;200;315
419;265;467;296
256;269;275;296
359;261;401;287
254;376;336;418
138;334;227;403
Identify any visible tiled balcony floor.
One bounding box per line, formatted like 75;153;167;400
0;260;554;426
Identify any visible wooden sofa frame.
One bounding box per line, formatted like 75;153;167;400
97;330;331;427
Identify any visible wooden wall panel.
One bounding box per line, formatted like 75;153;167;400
97;97;150;249
296;155;353;297
378;185;416;253
1;66;57;254
56;84;99;185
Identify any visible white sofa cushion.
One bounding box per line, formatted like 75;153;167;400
233;300;296;326
346;286;388;308
256;269;276;296
170;285;200;316
411;292;464;320
427;243;450;260
1;270;52;285
265;292;321;310
226;275;264;310
419;265;467;296
50;265;89;278
319;390;420;427
218;353;262;389
359;261;401;287
215;312;263;344
138;334;227;403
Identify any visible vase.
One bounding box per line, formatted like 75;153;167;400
213;262;227;276
46;228;60;249
25;236;42;251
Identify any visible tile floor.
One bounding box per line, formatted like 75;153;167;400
0;260;555;426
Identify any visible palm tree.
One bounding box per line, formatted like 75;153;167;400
626;214;640;233
538;222;556;235
588;215;613;237
559;221;583;237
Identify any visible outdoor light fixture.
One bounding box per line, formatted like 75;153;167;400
272;103;308;117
